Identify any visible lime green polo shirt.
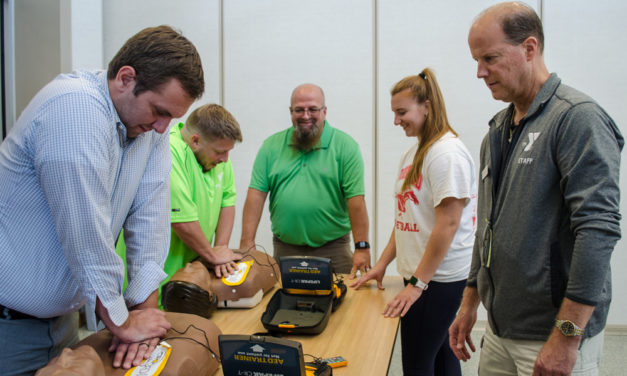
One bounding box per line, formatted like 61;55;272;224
250;122;364;247
166;123;237;282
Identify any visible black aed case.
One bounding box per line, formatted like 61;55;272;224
260;256;346;334
219;334;306;376
219;335;332;376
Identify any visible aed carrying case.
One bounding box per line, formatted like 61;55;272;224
260;256;346;335
219;334;307;376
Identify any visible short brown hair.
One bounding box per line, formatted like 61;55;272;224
108;25;204;99
186;104;243;142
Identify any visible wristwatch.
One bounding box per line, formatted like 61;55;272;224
408;276;428;291
354;241;370;250
554;319;584;336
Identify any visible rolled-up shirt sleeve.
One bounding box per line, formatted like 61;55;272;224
122;131;170;310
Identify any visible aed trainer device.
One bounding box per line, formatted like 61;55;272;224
219;334;306;376
261;256;346;335
281;256;333;294
322;356;347;368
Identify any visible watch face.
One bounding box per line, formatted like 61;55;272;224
560;321;575;335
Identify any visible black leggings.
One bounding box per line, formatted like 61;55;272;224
400;279;466;376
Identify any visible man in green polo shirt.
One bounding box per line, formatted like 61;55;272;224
115;104;243;306
239;83;371;276
167;104;243;285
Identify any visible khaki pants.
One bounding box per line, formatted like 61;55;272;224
479;326;604;376
272;233;353;273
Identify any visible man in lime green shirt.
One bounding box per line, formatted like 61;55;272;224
167;104;243;285
240;84;371;277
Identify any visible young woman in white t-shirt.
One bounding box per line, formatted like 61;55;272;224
352;68;477;375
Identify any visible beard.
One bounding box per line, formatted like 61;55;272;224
193;150;216;173
291;121;322;151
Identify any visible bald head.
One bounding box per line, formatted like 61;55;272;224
473;1;544;53
290;84;325;107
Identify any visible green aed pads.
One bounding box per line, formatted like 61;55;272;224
260;256;346;335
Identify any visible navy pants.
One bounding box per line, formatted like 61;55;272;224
400;279;466;376
0;312;78;376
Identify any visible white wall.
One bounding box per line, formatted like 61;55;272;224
103;0;222;107
59;0;103;72
2;0;102;136
7;0;627;326
222;0;375;253
14;0;61;118
542;0;627;326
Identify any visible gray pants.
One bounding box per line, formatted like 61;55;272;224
272;233;353;274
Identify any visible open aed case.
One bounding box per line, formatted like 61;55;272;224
260;256;346;334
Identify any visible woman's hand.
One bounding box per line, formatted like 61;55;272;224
383;284;423;318
349;264;386;290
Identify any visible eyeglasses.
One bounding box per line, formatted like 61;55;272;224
290;107;325;115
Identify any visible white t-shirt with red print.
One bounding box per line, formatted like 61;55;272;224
394;132;477;282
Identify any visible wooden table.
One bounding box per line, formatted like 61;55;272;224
210;275;404;375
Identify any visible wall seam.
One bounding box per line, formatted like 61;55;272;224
219;0;224;106
372;0;379;258
538;0;544;21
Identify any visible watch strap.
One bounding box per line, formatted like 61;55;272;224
354;241;370;249
554;319;584;336
408;276;428;290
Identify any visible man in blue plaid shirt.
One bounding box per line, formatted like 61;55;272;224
0;25;204;374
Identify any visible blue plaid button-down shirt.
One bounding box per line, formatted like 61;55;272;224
0;70;170;325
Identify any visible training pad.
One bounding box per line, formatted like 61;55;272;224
207;249;280;307
268;308;326;328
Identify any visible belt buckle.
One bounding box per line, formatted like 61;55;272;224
2;307;12;320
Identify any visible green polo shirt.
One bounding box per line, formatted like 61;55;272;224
166;123;237;281
250;122;364;247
